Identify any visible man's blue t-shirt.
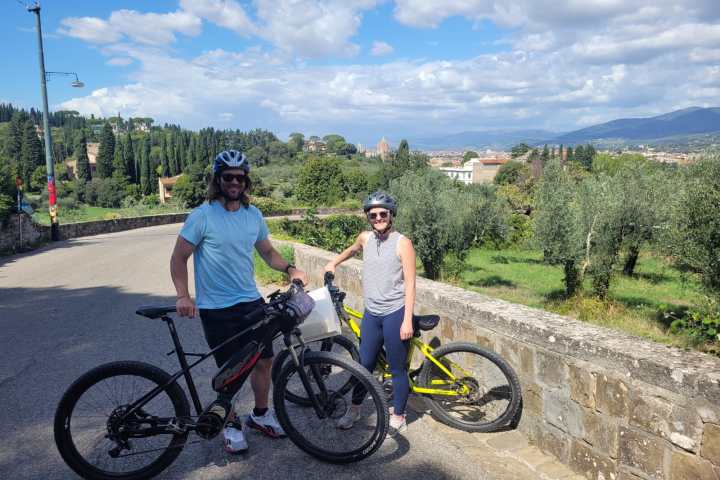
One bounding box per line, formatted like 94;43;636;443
180;201;269;309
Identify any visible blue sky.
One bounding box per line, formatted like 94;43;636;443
3;1;719;145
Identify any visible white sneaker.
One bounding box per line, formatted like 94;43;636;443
223;421;248;454
246;410;286;438
388;414;407;436
336;405;362;430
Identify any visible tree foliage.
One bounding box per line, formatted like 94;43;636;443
96;123;115;178
296;156;345;205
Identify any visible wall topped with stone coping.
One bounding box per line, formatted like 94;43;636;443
286;241;720;480
0;207;358;254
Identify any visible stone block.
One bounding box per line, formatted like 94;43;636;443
701;423;720;466
544;389;585;438
569;439;617;480
629;393;702;452
596;374;630;419
619;427;665;479
527;419;571;464
697;373;720;405
536;349;569;388
486;430;528;452
583;409;620;458
475;333;496;351
569;364;596;409
670;450;719;480
498;340;534;379
521;380;544;417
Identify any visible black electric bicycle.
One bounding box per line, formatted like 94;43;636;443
54;281;389;480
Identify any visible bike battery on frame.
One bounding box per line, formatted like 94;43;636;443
212;340;261;394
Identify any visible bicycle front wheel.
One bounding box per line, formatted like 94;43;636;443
54;361;190;480
271;335;359;406
274;351;388;463
419;342;521;432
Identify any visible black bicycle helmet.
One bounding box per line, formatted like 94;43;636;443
213;150;250;175
362;191;397;215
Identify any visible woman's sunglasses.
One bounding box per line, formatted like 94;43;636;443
367;211;390;220
220;173;247;183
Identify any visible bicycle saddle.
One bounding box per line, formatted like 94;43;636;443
136;305;177;319
413;314;439;331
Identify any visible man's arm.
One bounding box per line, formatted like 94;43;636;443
255;238;309;285
170;236;198;317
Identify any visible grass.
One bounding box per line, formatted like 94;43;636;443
455;248;706;348
254;244;295;286
31;203;188;226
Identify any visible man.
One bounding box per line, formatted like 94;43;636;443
170;149;308;454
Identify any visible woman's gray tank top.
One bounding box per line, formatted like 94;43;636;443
362;230;405;315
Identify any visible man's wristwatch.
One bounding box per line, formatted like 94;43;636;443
284;263;296;274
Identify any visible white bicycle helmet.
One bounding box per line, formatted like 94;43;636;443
213;150;250;174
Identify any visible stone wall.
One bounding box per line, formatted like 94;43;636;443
287;241;720;480
0;207;358;255
0;214;45;252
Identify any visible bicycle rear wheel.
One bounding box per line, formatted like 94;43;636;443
419;342;521;432
271;335;359;406
274;351;388;463
54;361;190;480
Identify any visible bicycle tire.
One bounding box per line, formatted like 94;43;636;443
54;361;190;480
419;342;521;432
271;335;359;406
273;351;388;463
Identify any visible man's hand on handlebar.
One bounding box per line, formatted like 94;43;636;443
288;267;309;286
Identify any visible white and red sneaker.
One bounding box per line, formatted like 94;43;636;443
223;421;248;454
245;410;286;438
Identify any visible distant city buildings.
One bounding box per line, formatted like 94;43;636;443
65;142;99;178
377;137;391;161
437;151;510;184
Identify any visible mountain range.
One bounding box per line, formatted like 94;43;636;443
405;107;720;151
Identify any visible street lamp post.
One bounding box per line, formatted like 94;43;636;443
28;3;83;240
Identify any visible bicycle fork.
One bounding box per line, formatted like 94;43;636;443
283;331;336;419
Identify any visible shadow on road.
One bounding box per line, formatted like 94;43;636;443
0;285;439;480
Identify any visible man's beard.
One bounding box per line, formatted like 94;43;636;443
220;183;243;201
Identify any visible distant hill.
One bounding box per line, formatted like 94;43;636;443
408;129;558;151
551;107;720;145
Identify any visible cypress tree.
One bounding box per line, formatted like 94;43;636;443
160;135;170;177
75;133;92;182
140;135;152;195
20;120;42;188
112;136;128;181
96;122;115;178
126;134;137;184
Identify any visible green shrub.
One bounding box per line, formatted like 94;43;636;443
669;310;720;348
254;245;295;285
252;196;292;216
277;213;364;253
0;193;13;224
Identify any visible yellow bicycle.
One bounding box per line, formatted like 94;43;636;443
272;273;521;432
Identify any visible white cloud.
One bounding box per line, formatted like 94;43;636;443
179;0;256;36
59;9;201;46
371;41;394;56
106;57;133;67
253;0;379;57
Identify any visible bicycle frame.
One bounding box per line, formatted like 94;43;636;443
339;304;472;397
119;308;331;433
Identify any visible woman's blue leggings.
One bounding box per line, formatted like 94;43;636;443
351;307;409;415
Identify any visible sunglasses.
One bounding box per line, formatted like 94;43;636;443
220;173;247;183
367;211;390;220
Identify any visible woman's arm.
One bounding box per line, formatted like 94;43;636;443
398;236;416;340
323;232;367;273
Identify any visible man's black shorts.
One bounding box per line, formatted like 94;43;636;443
200;298;273;368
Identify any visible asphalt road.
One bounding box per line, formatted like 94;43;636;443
0;224;489;480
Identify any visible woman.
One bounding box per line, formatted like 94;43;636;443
324;191;416;435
